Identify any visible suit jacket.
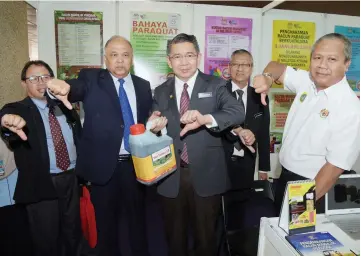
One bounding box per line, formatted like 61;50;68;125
223;80;270;172
152;71;245;198
0;97;81;204
67;69;152;185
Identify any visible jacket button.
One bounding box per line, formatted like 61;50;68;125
121;125;124;128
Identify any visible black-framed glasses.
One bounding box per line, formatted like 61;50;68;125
26;75;52;84
230;63;253;69
169;53;198;62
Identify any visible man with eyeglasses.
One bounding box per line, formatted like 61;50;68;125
45;36;153;256
150;33;245;256
0;60;82;255
224;49;270;192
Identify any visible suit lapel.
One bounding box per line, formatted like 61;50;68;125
245;86;256;122
167;78;180;126
22;97;49;167
100;69;121;111
190;71;209;109
226;80;234;97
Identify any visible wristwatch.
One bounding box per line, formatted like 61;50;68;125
262;72;274;87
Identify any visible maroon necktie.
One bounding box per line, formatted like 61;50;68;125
49;106;70;171
180;83;190;163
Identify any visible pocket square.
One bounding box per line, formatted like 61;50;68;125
198;92;212;98
254;112;263;118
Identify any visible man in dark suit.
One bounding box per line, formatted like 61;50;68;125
151;33;245;256
0;60;82;256
224;49;271;191
47;36;152;256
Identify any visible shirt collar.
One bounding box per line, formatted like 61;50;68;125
311;76;349;100
175;70;199;90
231;80;248;93
109;71;131;85
31;98;47;110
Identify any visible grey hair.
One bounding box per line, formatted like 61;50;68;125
104;35;133;50
231;49;253;63
311;33;352;62
167;33;200;55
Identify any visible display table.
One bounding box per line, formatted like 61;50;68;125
257;214;360;256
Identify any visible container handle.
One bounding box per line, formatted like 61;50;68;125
146;118;167;135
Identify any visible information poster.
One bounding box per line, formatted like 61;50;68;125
270;93;296;132
205;16;252;80
55;11;103;79
335;26;360;91
131;12;181;88
272;20;315;88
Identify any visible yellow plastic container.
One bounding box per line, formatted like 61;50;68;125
129;122;176;185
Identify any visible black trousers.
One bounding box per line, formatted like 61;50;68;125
26;170;81;256
91;160;149;256
274;167;325;216
161;166;221;256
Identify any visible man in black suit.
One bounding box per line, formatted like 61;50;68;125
151;33;245;256
223;49;271;191
0;60;82;256
47;36;153;256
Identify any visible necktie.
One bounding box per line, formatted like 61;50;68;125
118;78;135;152
48;106;70;171
234;90;245;151
180;83;190;163
235;89;245;111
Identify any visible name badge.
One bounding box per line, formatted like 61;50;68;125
198;92;212;98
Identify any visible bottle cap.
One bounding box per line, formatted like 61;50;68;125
130;124;146;135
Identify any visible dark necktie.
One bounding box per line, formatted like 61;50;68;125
234;89;245;151
118;78;135;152
180;83;190;163
235;89;245;111
49;106;70;171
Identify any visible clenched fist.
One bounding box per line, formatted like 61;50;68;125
1;114;27;140
47;79;72;110
253;74;273;106
180;110;212;137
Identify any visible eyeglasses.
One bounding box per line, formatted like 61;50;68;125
230;63;253;69
169;53;198;62
26;75;52;84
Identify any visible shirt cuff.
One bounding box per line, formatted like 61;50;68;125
205;115;218;128
258;170;269;173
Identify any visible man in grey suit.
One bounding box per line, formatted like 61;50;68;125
151;33;245;256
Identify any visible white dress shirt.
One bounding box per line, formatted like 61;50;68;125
110;72;138;155
279;66;360;179
174;70;217;127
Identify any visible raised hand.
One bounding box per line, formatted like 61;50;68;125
148;111;168;133
180;110;210;137
253;74;272;106
47;79;72;109
237;128;256;153
1;114;27;140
